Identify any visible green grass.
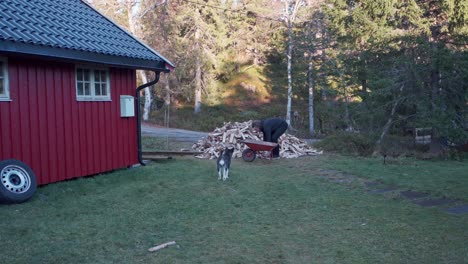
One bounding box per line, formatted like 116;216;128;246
319;154;468;200
142;136;193;151
1;156;467;263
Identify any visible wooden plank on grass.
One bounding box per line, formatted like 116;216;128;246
143;151;202;156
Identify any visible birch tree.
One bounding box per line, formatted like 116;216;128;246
282;0;305;126
89;0;160;120
193;15;203;113
304;1;323;136
307;44;315;135
126;0;155;120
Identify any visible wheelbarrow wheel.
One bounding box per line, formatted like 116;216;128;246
242;148;256;162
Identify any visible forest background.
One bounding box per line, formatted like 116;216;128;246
89;0;467;154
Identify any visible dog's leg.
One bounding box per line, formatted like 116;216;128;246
218;158;225;180
223;168;228;181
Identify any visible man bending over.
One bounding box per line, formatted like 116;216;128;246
252;118;288;158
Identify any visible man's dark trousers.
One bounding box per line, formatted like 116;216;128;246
262;118;288;157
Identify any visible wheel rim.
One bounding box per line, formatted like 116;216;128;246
242;149;256;161
1;165;31;194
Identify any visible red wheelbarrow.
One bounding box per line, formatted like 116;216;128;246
241;139;278;162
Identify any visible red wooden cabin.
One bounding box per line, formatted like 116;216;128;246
0;0;173;203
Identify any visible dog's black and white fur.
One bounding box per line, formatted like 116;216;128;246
217;147;234;181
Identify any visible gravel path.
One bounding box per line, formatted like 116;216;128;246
141;123;208;144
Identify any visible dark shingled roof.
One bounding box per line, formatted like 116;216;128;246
0;0;174;71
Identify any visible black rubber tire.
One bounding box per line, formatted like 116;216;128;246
0;159;37;204
242;148;256;162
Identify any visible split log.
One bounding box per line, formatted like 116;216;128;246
148;241;176;252
192;120;322;159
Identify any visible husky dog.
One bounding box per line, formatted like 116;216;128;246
217;147;234;181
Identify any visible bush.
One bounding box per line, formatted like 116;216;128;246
313;132;375;156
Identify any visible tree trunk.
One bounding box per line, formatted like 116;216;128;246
320;24;327;101
376;85;404;147
164;73;170;127
376;97;400;146
339;67;351;129
360;62;371;132
164;73;171;106
430;66;440;110
308;60;315;136
126;0;153;120
285;19;294;126
430;35;441;112
361;78;367;94
194;24;202;114
194;57;202;113
139;71;152;121
307;21;315;136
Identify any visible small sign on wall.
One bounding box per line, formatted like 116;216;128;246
120;95;135;117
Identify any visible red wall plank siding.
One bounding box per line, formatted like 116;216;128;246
0;57;138;185
36;66;50;183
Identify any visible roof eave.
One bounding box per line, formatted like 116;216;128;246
0;41;170;72
80;0;175;69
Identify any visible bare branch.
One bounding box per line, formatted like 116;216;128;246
139;0;168;19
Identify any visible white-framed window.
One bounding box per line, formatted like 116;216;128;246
76;66;111;101
0;57;10;101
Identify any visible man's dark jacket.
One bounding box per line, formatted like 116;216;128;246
261;118;288;142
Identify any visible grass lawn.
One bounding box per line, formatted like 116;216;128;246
1;155;467;263
319;154;468;201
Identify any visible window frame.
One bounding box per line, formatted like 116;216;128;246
0;57;10;101
75;65;111;101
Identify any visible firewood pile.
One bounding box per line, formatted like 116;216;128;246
192;120;322;159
